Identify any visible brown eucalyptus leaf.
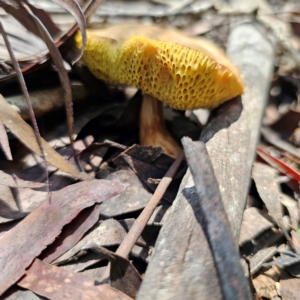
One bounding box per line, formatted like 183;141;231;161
0;179;125;296
40;204;102;263
0;95;87;180
17;258;132;300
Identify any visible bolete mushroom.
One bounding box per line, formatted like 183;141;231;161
74;24;244;157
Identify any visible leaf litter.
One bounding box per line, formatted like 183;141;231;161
0;179;125;295
2;0;300;299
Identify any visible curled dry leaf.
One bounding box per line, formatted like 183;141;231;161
0;179;125;296
0;95;87;180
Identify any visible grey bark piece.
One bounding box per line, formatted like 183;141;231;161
138;171;222;299
205;24;275;241
138;23;274;300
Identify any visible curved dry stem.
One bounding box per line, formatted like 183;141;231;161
139;94;182;158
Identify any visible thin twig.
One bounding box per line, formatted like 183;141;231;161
103;151;184;281
116;151;184;257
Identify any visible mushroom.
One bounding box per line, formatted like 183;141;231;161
74;24;244;158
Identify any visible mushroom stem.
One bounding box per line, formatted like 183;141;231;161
139;94;182;158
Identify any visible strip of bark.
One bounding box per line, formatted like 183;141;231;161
182;137;250;300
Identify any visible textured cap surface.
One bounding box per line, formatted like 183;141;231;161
75;24;244;110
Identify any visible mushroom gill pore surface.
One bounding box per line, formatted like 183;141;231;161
74;24;244;110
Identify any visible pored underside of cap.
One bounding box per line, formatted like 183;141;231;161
75;26;244;110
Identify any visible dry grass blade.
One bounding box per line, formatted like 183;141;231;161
181;137;250;300
22;2;77;165
51;0;86;64
0;95;87;179
0;120;12;160
115;150;184;258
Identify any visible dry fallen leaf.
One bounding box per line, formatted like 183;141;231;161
0;179;125;296
0;94;88;180
17;258;132;300
40;204;102;263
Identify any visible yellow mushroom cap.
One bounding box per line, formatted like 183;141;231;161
75;24;244;110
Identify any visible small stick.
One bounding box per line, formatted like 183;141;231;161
116;150;184;257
